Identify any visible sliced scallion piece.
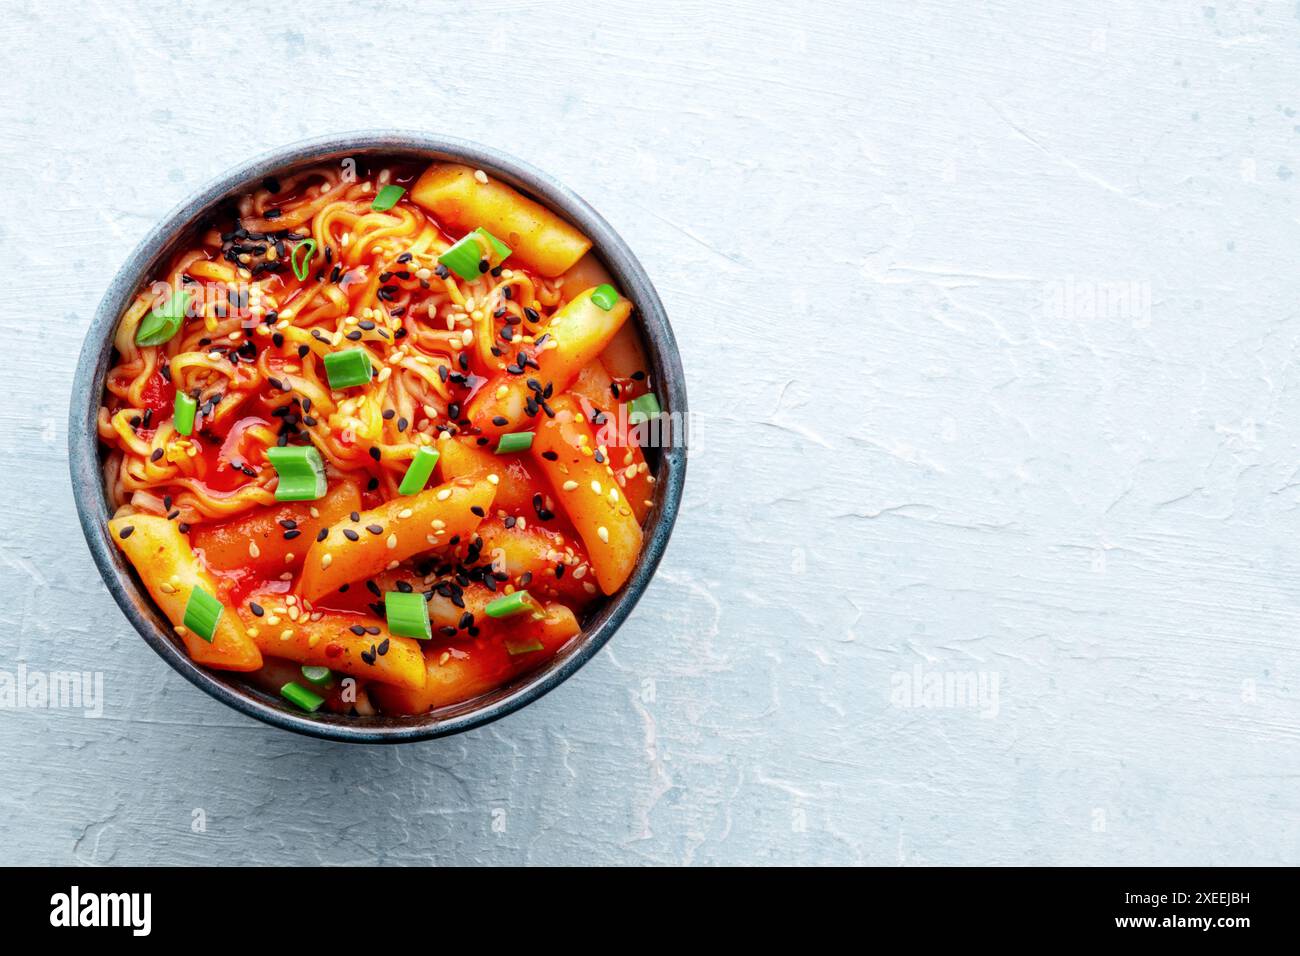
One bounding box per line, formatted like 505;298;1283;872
183;586;223;643
291;239;318;281
385;590;431;640
505;636;545;656
397;446;440;496
589;284;619;311
371;184;405;212
323;348;372;389
280;681;324;712
136;290;190;347
628;392;662;425
484;590;537;619
266;445;327;502
437;227;511;282
494;432;534;454
173;391;197;436
300;665;333;687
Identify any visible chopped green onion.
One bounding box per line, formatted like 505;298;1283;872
280;681;324;712
323;348;372;389
300;665;333;687
266;445;327;502
484;590;537;619
495;432;534;454
397;446;440;496
291;239;318;281
590;284;619;311
505;636;545;656
136;290;190;347
371;184;405;212
437;227;511;282
385;590;431;640
183;586;223;643
628;392;662;425
173;391;197;436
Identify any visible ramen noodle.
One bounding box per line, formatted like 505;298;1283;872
98;158;661;716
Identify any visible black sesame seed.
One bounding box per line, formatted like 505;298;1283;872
118;525;135;539
250;602;265;617
343;529;359;541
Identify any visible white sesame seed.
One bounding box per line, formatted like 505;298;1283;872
597;526;609;543
562;480;578;491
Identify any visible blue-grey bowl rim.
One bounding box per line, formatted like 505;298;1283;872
68;130;687;744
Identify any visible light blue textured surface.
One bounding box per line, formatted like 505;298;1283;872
1;0;1298;865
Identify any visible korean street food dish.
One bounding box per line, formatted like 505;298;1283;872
99;158;663;716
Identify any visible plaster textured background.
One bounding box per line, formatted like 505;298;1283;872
1;0;1298;865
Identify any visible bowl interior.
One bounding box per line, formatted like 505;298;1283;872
70;132;687;742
